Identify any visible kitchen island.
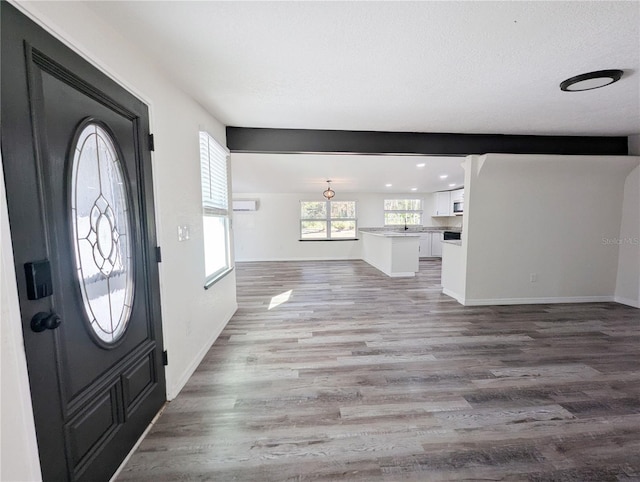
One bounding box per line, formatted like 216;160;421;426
360;231;420;277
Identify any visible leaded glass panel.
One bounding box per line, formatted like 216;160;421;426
70;122;134;344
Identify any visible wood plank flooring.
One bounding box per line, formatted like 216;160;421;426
118;260;640;481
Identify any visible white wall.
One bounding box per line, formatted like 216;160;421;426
617;136;640;307
232;192;461;261
614;165;640;307
629;134;640;156
462;154;639;305
2;2;238;479
440;242;466;302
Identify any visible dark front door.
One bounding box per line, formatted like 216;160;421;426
1;4;166;481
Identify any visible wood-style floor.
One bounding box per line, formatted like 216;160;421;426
118;260;640;481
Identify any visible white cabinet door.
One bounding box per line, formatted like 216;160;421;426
419;234;432;258
450;189;464;202
418;232;443;257
431;232;443;257
433;191;451;216
450;188;464;214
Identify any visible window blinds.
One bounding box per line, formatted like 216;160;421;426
199;131;230;216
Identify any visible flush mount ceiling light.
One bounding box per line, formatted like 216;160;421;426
560;69;623;92
323;180;335;200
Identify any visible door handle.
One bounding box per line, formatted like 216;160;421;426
31;311;62;332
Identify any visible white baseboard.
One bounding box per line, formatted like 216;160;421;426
442;288;464;303
235;256;359;262
388;271;416;278
461;295;615;306
166;303;238;400
614;295;640;308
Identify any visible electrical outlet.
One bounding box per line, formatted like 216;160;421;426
530;273;537;283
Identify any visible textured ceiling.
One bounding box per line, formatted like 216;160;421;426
78;1;639;195
84;1;640;136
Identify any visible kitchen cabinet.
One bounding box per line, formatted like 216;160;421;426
431;232;443;257
450;188;464;202
433;189;464;217
419;234;432;258
361;231;420;277
419;232;443;258
433;191;451;216
450;188;464;215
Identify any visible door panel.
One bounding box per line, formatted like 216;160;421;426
1;4;166;481
37;67;152;400
64;382;121;472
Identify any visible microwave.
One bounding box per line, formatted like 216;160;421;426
453;201;464;215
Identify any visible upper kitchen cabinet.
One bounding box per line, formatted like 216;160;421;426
451;189;464;202
451;188;464;215
433;189;465;217
433;191;451;216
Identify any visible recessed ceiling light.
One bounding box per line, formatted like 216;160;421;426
385;183;392;187
449;183;456;187
560;69;623;92
416;163;426;168
411;187;418;191
439;174;448;179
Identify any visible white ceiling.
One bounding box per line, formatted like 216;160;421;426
231;153;465;194
85;1;639;136
82;1;639;195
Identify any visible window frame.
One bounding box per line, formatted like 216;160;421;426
199;131;233;288
299;200;358;241
383;198;424;227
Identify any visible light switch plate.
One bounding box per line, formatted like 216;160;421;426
177;225;190;241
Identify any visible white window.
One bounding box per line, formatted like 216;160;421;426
384;199;423;226
300;201;357;240
199;131;231;286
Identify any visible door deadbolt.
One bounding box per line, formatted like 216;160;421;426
31;312;62;332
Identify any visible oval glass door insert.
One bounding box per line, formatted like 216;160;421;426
70;122;134;345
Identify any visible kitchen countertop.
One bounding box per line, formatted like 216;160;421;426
360;231;421;238
359;227;461;234
442;240;462;246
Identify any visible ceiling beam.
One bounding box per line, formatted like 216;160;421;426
226;127;628;156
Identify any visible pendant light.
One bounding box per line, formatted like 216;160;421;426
323;180;335;200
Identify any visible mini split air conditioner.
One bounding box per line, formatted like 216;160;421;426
232;200;258;211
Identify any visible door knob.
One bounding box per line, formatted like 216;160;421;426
31;311;62;332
